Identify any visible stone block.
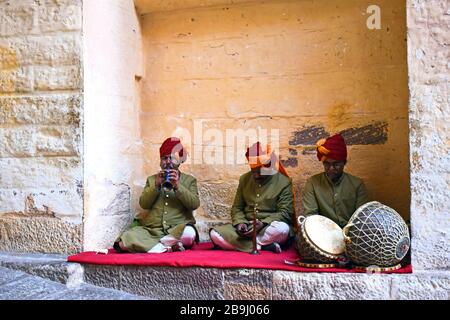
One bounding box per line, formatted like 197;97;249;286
391;271;450;300
0;125;81;157
83;265;123;291
0;126;36;157
224;268;272;299
0;266;28;286
37;3;82;33
0;216;82;254
0;157;82;189
224;282;272;300
34;65;81;91
0;67;34;93
0;1;82;36
119;266;224;299
35;125;81;156
0;273;67;300
0;94;82;125
0;34;82;67
272;272;392;300
0;187;83;223
197;182;237;220
0;5;36;36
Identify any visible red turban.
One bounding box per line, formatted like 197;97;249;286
160;137;185;160
316;133;347;162
245;142;289;177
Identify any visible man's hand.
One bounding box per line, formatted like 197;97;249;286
241;220;265;238
155;171;165;188
167;169;180;189
235;223;249;237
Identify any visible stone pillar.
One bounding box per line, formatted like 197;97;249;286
407;0;450;271
82;0;143;251
0;0;83;253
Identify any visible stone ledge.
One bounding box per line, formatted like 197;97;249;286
82;265;450;300
1;250;448;300
0;250;70;284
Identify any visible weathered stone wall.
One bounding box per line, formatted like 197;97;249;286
407;0;450;271
82;0;143;251
0;0;83;253
82;264;450;300
137;0;410;238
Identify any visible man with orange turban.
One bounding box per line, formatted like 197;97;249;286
114;137;200;253
210;142;294;253
302;133;369;227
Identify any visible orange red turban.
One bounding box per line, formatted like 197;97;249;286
316;133;347;162
245;142;289;177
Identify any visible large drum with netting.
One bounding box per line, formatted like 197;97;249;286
343;201;410;269
296;215;346;265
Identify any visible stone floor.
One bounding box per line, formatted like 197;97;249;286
0;265;148;300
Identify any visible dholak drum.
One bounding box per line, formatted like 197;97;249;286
343;201;410;269
296;215;346;266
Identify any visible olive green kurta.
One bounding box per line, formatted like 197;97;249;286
118;172;200;253
213;171;294;252
302;172;369;228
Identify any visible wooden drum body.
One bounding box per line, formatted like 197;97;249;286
296;215;345;263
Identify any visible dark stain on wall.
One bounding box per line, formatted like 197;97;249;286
286;122;389;167
340;122;388;145
280;157;298;168
289;126;329;146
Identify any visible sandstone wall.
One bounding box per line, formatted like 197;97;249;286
137;0;410;238
0;0;83;253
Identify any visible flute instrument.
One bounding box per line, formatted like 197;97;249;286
251;204;259;255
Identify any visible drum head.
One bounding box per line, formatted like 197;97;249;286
304;215;345;255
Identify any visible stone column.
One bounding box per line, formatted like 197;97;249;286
407;0;450;270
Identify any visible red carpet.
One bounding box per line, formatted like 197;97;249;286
68;242;412;274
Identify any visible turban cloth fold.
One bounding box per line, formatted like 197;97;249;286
316;133;347;162
159;137;186;162
245;142;289;177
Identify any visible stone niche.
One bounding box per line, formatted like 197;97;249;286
81;1;449;301
137;1;410;225
82;0;414;250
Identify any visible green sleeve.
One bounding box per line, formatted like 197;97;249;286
302;178;319;216
261;181;294;225
175;177;200;210
139;176;160;209
355;181;369;208
231;177;247;226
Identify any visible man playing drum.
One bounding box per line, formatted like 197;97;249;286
210;142;295;253
302;133;369;228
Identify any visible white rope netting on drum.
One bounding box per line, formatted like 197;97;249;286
347;202;409;267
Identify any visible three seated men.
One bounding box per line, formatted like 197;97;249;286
115;134;368;254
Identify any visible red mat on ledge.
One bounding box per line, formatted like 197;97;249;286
68;242;412;274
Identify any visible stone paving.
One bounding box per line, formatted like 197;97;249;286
0;266;148;300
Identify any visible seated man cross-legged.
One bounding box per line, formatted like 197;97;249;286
210;142;295;253
114;137;200;253
302;133;369;228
